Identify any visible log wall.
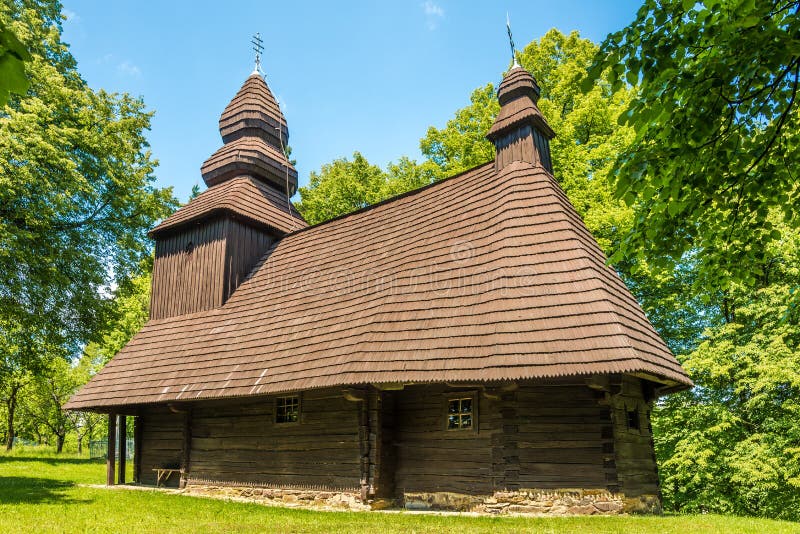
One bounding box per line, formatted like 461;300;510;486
187;389;361;489
393;384;497;495
495;381;613;491
134;379;660;504
610;376;660;496
138;405;184;487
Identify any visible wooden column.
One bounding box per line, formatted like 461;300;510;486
106;412;116;486
358;396;371;501
117;415;127;484
133;415;143;484
374;391;396;500
179;408;192;489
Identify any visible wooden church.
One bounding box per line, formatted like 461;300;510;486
66;56;692;514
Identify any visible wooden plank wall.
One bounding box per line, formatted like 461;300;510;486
150;219;227;320
494;124;553;174
138;405;184;487
509;382;611;490
393;385;497;495
610;376;660;496
187;389;361;489
150;217;273;320
223;219;273;302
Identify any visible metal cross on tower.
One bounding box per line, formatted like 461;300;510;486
252;32;264;74
506;13;520;68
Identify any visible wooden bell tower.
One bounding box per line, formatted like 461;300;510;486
148;70;305;320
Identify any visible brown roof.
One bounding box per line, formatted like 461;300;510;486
498;66;541;105
488;66;554;140
66;160;691;410
149;176;306;237
218;73;288;146
200;136;298;190
201;72;298;195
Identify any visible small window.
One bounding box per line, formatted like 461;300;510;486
627;409;640;431
276;395;299;423
447;397;473;430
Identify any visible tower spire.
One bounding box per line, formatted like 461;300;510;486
251;32;264;75
506;13;520;68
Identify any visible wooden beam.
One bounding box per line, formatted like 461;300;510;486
106;412;116;486
342;387;367;402
357;395;370;501
117;415;127;484
373;382;405;391
133;415;142;484
179;408;192;489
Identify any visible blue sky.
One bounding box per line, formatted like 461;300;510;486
61;0;641;202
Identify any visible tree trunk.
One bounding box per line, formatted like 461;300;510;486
56;433;65;453
77;434;83;455
5;389;17;451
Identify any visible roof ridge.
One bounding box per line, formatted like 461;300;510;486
285;160;496;237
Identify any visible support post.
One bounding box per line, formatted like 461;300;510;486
179;408;192;489
118;415;127;484
106;412;116;486
133;415;143;484
358;398;370;502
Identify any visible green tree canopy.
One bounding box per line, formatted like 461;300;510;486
0;0;176;448
592;0;800;290
0;17;30;106
654;224;800;518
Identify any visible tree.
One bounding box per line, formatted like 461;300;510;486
419;83;498;178
0;18;30;106
0;1;176;448
653;224;800;519
296;152;387;225
84;270;152;366
19;357;79;453
592;0;800;291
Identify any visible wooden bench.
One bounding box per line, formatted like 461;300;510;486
152;468;181;487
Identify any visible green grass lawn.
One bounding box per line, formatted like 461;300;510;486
0;452;798;533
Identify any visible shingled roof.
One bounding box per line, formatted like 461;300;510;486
149;176;306;237
66;65;691;412
67;159;690;410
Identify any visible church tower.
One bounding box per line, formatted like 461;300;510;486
486;65;555;173
148;69;306;320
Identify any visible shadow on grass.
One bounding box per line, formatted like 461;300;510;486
0;476;93;505
0;455;104;466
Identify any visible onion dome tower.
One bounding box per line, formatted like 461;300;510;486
201;72;298;194
147;65;306;320
487;65;555;173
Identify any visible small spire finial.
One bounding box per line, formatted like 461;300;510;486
506;13;520;68
251;32;264;75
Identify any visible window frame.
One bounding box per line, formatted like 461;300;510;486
444;390;478;432
626;407;640;433
274;394;301;425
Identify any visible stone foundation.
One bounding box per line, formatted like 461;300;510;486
180;484;660;515
402;489;661;515
182;485;369;511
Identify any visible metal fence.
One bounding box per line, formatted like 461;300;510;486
89;438;134;460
